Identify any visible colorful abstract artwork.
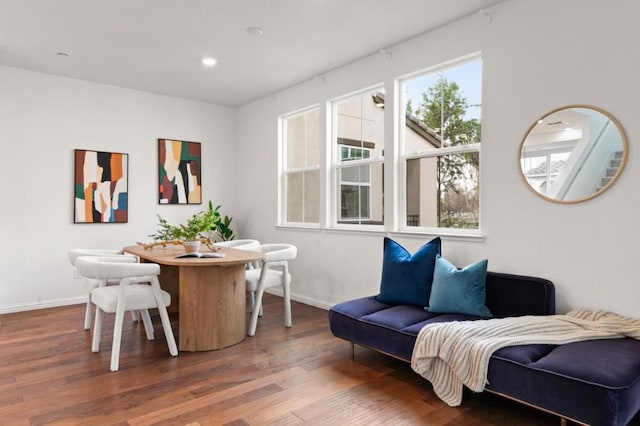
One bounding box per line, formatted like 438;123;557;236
158;139;202;204
74;149;128;223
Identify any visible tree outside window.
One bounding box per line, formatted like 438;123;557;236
403;58;482;229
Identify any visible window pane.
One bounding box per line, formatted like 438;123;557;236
286;114;306;169
304;170;320;223
285;109;320;169
340;164;370;183
403;60;481;148
333;87;384;227
306;109;321;167
282;107;320;225
286;172;303;222
402;57;482;230
340;146;349;160
406;152;479;229
340;185;363;219
286;170;320;223
337;162;383;224
336;89;385;162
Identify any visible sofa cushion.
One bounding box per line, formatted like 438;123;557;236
488;339;640;426
428;256;492;318
329;296;479;361
376;237;441;307
483;272;555;318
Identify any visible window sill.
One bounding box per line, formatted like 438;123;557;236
276;224;322;232
276;224;485;241
389;228;485;242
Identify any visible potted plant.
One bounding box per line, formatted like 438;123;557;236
206;201;235;242
146;201;234;252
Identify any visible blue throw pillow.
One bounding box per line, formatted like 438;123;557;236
428;255;492;318
376;237;441;307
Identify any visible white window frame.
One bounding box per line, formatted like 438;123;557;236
279;105;321;228
330;86;385;230
338;146;372;221
397;54;483;236
338;168;371;221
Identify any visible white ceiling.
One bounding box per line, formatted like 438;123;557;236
0;0;503;107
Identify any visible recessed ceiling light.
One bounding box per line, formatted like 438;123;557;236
201;57;217;67
246;26;264;36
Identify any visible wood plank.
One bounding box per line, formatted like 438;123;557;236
156;263;179;314
178;264;246;351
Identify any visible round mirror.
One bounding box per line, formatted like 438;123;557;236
519;105;627;203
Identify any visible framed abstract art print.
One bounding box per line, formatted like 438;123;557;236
158;138;202;204
74;149;128;223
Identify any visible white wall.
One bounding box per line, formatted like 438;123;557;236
0;65;236;312
235;0;640;318
3;0;639;319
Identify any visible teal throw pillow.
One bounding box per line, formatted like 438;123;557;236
376;237;441;307
428;255;492;318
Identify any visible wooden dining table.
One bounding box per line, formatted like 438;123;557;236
123;244;263;352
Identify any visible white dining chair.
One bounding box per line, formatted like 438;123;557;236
214;239;260;251
68;248;139;330
245;243;297;336
75;255;178;372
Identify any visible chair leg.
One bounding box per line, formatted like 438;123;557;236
92;308;103;352
84;295;93;330
248;285;266;336
157;304;178;357
249;291;263;316
283;278;292;328
110;307;126;372
151;278;178;356
140;309;154;340
130;311;139;322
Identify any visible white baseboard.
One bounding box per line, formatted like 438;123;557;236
264;288;333;311
1;292;333;315
0;297;85;315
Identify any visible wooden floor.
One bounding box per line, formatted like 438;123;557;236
0;294;623;425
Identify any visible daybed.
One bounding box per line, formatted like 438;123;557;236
329;271;640;425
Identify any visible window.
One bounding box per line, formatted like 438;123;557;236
521;151;572;197
279;55;483;236
281;107;320;225
400;57;482;230
332;88;385;226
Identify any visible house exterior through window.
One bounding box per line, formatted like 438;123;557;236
332;88;385;226
279;54;483;235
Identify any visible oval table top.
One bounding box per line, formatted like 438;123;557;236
123;244;263;267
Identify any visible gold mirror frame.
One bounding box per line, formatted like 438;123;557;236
518;105;628;204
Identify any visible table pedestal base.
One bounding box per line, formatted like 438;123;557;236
177;265;246;351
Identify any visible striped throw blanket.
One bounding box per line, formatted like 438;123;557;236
411;309;640;406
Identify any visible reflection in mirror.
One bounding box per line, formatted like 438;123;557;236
519;105;627;203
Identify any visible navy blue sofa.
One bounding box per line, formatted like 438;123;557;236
328;272;640;425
